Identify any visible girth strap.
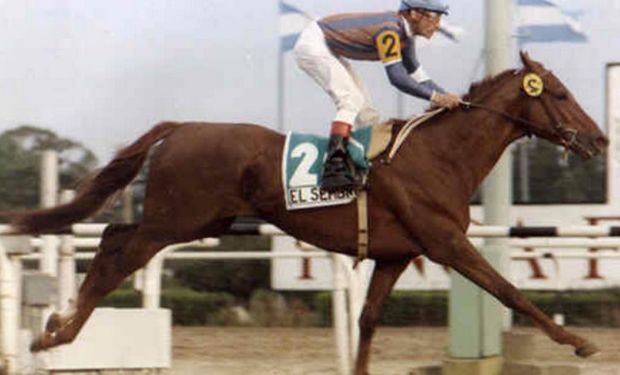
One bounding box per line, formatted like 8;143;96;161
355;190;369;266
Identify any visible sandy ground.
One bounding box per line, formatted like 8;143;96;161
164;326;620;375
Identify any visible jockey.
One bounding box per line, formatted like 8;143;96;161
294;0;462;192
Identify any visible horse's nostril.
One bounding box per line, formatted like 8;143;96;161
595;136;610;149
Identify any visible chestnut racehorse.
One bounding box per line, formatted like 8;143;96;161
6;52;608;375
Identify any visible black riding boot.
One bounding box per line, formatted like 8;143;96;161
321;134;355;192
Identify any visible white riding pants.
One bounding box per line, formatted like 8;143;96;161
294;21;379;128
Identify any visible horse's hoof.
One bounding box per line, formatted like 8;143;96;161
29;339;42;353
30;331;59;353
30;335;48;353
575;342;600;358
45;312;62;333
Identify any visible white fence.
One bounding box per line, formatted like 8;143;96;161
0;226;361;375
274;236;620;292
3;223;620;375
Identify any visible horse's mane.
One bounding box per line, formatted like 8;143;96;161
462;68;519;102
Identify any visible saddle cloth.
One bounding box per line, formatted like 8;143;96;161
282;123;392;210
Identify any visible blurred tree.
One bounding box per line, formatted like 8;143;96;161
514;139;606;204
172;234;271;299
0;125;98;210
470;139;606;205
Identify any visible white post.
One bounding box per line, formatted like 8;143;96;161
39;150;59;277
483;0;514;335
133;269;145;292
0;245;21;374
58;190;77;311
123;187;146;293
346;260;371;362
142;251;165;309
332;254;351;375
448;0;513;366
39;150;58;208
345;259;359;362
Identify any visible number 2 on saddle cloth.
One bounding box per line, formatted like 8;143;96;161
282;121;399;211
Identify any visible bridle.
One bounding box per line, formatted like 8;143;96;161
461;69;580;152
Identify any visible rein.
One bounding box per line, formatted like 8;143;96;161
460;101;538;138
460;70;579;152
386;68;581;164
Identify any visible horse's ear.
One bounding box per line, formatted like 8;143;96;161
520;50;536;71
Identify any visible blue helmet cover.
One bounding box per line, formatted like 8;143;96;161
399;0;449;15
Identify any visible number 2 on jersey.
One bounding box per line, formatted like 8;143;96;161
377;30;401;64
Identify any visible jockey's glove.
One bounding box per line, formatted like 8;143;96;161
430;92;462;110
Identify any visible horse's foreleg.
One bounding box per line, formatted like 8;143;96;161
354;259;409;375
430;235;598;358
30;224;169;352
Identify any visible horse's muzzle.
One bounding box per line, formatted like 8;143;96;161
573;134;609;159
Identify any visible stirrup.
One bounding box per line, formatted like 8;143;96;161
321;174;355;192
321;156;355;192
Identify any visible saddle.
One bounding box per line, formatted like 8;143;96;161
282;109;443;211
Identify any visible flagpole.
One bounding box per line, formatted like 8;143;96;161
277;40;285;133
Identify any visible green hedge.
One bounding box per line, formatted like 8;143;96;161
101;288;620;327
101;288;234;325
315;289;620;327
313;291;448;326
513;289;620;327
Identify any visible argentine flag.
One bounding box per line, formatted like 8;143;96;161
279;1;312;53
516;0;587;43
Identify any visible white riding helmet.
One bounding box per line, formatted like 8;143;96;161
399;0;449;15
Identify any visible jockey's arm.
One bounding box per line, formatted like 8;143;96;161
385;62;461;109
376;30;460;109
385;62;437;99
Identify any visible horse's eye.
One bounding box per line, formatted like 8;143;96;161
555;91;568;100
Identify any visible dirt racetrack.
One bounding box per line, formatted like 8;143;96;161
164;326;620;375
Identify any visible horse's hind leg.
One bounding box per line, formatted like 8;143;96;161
33;217;235;351
41;224;140;334
30;223;172;351
354;259;409;375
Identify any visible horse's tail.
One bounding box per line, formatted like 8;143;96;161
4;122;183;234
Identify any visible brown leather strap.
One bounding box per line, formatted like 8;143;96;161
388;109;444;162
355;190;369;266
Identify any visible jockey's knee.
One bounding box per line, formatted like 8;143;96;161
335;94;365;125
334;108;359;127
356;106;380;127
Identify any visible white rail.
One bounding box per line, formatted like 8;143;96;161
3;222;620;375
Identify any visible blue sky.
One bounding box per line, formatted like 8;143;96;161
0;0;618;162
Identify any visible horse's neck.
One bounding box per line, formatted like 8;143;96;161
416;95;523;196
462;104;523;184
